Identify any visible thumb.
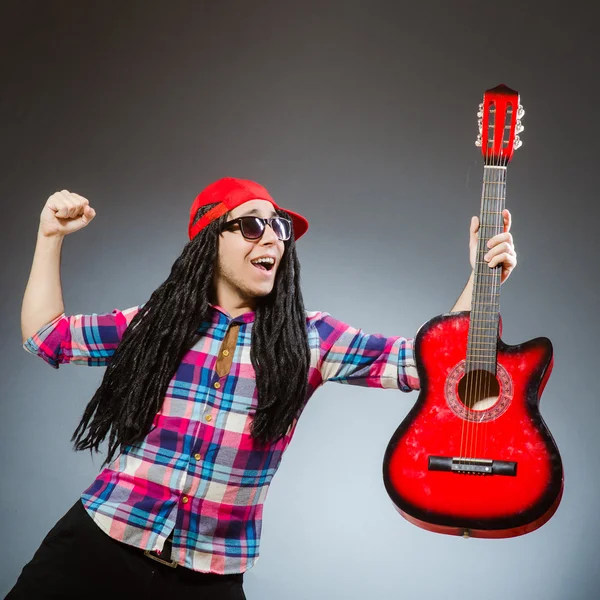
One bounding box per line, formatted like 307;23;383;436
80;205;96;226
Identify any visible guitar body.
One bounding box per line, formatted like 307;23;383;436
383;311;563;538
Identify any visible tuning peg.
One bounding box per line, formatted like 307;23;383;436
513;135;522;150
517;104;525;119
515;120;524;134
475;134;482;147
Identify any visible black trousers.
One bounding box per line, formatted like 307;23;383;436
5;499;246;600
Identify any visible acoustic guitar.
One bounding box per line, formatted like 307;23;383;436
382;84;563;538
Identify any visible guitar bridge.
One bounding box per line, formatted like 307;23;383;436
428;456;517;476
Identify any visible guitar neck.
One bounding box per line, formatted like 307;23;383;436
466;165;506;373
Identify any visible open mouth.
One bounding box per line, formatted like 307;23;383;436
251;258;275;272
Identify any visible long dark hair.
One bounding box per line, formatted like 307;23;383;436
72;203;310;465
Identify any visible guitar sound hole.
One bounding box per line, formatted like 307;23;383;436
457;370;500;411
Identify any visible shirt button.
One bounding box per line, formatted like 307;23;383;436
182;496;189;504
205;415;212;422
222;350;229;357
214;382;221;389
193;453;201;461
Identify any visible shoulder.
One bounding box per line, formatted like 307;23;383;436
305;310;330;324
305;310;356;329
305;310;358;342
305;310;344;329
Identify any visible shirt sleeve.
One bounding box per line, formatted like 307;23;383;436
310;312;420;392
22;306;141;368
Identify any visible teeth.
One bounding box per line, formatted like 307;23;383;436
251;257;275;265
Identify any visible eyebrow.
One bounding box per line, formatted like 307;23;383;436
239;208;278;218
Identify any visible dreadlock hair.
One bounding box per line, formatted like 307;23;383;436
72;202;311;465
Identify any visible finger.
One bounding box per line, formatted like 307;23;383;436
80;205;96;225
484;241;513;260
69;194;89;218
502;256;516;281
45;192;62;212
70;192;90;207
487;231;513;248
55;191;76;218
488;252;516;269
63;191;86;218
471;216;479;234
503;209;511;233
61;191;87;218
486;244;516;263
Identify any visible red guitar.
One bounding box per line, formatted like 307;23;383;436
382;84;563;538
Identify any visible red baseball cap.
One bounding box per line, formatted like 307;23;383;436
188;177;309;241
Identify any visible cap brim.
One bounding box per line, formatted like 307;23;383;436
281;208;309;240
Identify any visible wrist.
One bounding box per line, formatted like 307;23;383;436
36;228;65;246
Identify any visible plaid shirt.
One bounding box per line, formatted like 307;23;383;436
23;304;419;574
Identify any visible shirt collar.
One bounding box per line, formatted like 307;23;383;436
208;303;256;324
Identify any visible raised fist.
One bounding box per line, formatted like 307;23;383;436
39;190;96;237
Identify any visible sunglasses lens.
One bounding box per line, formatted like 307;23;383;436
271;218;291;240
240;217;265;239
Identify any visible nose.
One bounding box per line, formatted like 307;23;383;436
259;221;279;245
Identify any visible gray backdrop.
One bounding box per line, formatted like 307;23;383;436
2;1;598;598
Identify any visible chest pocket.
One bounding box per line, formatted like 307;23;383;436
215;323;240;378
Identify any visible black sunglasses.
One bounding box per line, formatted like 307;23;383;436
220;216;292;241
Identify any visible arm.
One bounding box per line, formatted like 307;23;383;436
450;270;474;312
21;189;95;343
310;312;420;392
22;305;141;368
20;190;140;368
21;230;66;343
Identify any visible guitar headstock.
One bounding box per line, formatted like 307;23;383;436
475;84;524;165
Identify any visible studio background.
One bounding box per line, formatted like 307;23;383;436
1;1;598;598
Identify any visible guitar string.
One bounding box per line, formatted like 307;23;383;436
478;116;497;465
470;146;488;465
481;126;502;464
478;108;501;466
487;134;503;460
481;99;509;467
466;149;484;465
480;151;495;464
471;129;491;465
468;99;494;467
461;99;485;468
489;107;509;461
493;100;511;460
460;96;489;468
467;98;506;470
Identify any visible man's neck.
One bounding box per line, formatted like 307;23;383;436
225;305;255;319
210;289;256;319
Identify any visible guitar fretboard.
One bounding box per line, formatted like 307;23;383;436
467;165;506;373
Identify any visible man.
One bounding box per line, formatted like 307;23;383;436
10;177;516;599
